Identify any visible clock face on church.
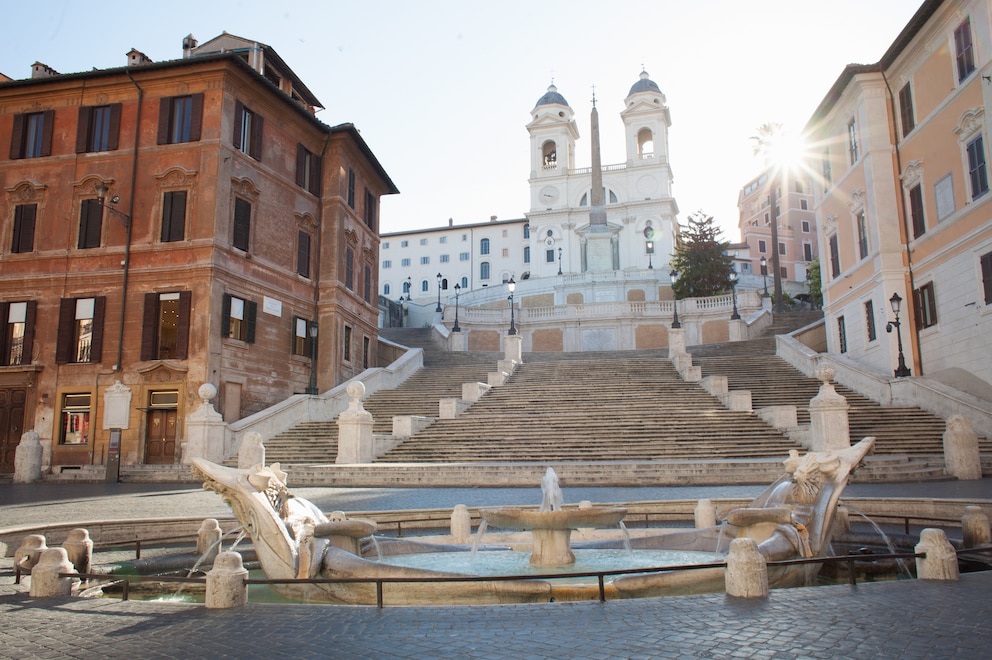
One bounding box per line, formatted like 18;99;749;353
539;186;559;204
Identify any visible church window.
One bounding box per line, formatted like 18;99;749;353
637;128;653;158
542;141;557;169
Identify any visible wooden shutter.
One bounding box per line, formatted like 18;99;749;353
76;106;93;153
12;204;36;253
221;293;232;338
233;100;244;150
22;301;36;365
55;298;75;364
0;303;8;365
311;152;322;195
297;231;310;277
9;114;25;159
982;253;992;305
174;291;191;359
296;144;306;187
251;114;264;160
157;97;172;144
89;296;106;363
233;198;251;251
107;103;122;151
39;110;54;157
161;191;186;242
245;301;257;344
79;199;102;249
188;93;204;142
140;292;159;360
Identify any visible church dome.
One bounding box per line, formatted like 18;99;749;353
535;83;569;107
628;70;661;96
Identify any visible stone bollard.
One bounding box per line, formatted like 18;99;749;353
915;528;959;581
62;529;93;575
14;534;48;573
13;430;43;483
725;537;769;598
808;364;850;452
205;551;248;609
694;499;717;529
238;432;266;470
29;547;77;598
197;519;223;562
962;506;991;548
451;504;472;544
943;416;982;480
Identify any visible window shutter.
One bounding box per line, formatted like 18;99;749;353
221;293;232;338
296;144;306;187
233;198;251;251
9;114;25;159
107;103;122;151
76;106;93;153
311;153;322;195
245;300;257;344
982;253;992;305
161;191;186;242
22;301;36;365
89;296;106;363
55;298;75;364
13;204;36;253
297;231;310;277
157;97;171;145
79;199;102;249
39;110;54;157
174;291;192;359
251;114;264;160
189;93;204;142
140;293;159;360
0;303;8;365
233;100;244;150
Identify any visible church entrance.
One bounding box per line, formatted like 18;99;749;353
144;391;178;464
0;388;26;473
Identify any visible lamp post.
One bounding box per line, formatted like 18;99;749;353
669;269;681;329
95;182;132;372
452;283;461;332
435;272;443;312
507;277;517;335
306;321;319;394
759;256;769;298
557;247;563;275
646;241;654;270
729;269;741;320
886;293;912;377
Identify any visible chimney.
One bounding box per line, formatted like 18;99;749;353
448;218;454;227
490;215;497;222
182;34;198;59
126;49;153;67
31;62;59;79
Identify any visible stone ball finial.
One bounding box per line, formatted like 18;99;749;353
346;381;365;402
198;383;218;403
815;364;835;384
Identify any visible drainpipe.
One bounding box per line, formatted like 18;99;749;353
116;69;143;372
882;71;923;374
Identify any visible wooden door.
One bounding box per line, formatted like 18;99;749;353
144;409;177;464
0;389;26;473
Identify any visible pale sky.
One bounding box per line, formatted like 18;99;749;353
3;0;924;240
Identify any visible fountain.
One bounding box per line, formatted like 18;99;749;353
189;436;875;605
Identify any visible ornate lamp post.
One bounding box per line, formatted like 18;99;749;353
507;277;517;335
886;292;912;377
729;269;741;320
557;247;563;275
760;256;769;298
435;272;443;312
646;240;654;270
452;283;461;332
305;321;319;394
669;269;681;329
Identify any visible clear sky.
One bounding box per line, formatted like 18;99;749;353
3;0;924;240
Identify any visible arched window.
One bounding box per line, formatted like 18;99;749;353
480;238;490;255
421;280;429;292
383;283;391;295
480;262;490;280
579;188;619;206
637;128;654;157
461;276;468;288
523;224;530;239
542;140;557;168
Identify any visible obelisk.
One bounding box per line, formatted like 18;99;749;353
585;92;614;271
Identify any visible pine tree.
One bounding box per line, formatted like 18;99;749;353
668;212;734;299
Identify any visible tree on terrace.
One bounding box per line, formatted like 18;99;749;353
668;211;735;299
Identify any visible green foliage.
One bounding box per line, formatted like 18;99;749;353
668;212;735;299
807;258;823;308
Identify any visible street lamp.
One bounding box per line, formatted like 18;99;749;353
729;269;741;320
452;283;461;332
95;182;132;372
507;277;517;335
669;269;681;329
646;240;654;270
886;293;912;377
306;321;319;394
760;256;769;298
435;272;443;312
557;247;563;275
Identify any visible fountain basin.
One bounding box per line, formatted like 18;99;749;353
481;506;627;565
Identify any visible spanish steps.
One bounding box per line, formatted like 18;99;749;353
262;313;990;484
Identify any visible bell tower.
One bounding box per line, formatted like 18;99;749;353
527;83;578;211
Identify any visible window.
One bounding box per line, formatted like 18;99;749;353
800;199;809;211
78;199;102;249
502;248;509;258
347;169;356;208
523;225;530;239
9;110;54;159
822;148;832;188
343;325;352;362
401;258;410;267
459;252;470;261
420;238;428;246
421;280;429;292
856;211;869;259
296;145;321;195
141;291;191;360
161;191;187;243
345;248;354;290
847;119;859;165
778;242;786;256
363;336;370;369
439;236;447;244
764;213;770;225
480;261;490;280
222;294;256;342
829;234;840;278
460;276;468;288
297;231;311;278
292;317;314;357
56;297;105;364
440;254;450;263
480;238;490;255
76;104;121;153
981;251;992;305
401;240;409;248
60;394;91;446
898;83;915;137
801;220;810;233
421;256;430;265
524;246;530;263
402;280;411;294
955;18;976;82
967;135;988;200
11;204;36;253
780;266;788;280
0;301;35;366
364;189;376;230
758;239;767;254
382;260;392;269
382;242;390;249
914;282;938;329
803;243;813;262
383;283;391;295
546;249;554;263
234;101;263;160
909;184;926;238
837;316;847;354
233;198;251;251
865;300;877;342
157;94;203;145
364;265;372;302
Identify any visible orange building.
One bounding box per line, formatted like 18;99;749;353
0;34;396;472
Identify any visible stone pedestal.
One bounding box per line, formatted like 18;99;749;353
504;334;523;364
962;506;991;548
205;551;248;608
184;384;228;464
808;364;850;451
462;382;491;403
943;415;982;480
197;519;222;562
238;432;265;469
451;504;472;544
530;528;576;566
336;382;375;464
29;548;77;598
488;370;509;386
694;499;716;528
13;430;42;483
729;318;746;342
439;398;471;419
62;529;93;575
725;537;769;598
668;328;686;356
915;528;959;581
392;415;433;437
